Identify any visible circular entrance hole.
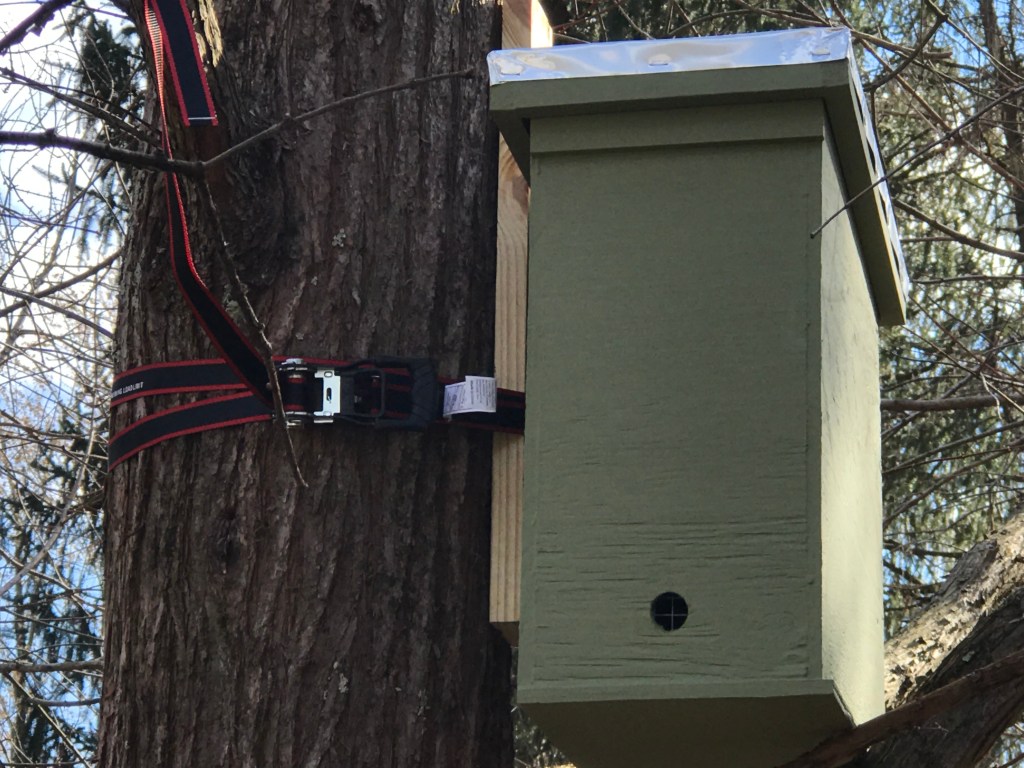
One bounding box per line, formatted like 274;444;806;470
650;592;688;631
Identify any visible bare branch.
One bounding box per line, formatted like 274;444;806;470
866;9;948;91
0;69;475;179
0;659;102;674
200;179;307;488
0;285;114;339
0;430;100;597
202;68;474;170
881;393;1024;412
0;65;157;149
0;130;201;176
775;649;1024;768
0;250;120;320
24;695;101;708
812;82;1024;238
0;0;76;56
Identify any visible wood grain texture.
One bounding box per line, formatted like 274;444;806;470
515;100;886;768
490;0;550;640
520;119;820;691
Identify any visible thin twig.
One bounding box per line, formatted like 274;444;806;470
1;672;93;767
732;1;952;60
202;68;474;170
914;274;1024;285
0;250;120;319
0;65;157;148
896;199;1024;261
883;419;1024;476
0;285;113;338
0;428;99;599
200;180;307;488
811;81;1024;239
611;1;653;39
0;69;474;178
867;10;947;91
884;450;1006;527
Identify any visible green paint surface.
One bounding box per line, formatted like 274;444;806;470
512;100;886;767
817;132;885;723
525;686;851;768
491;62;905;325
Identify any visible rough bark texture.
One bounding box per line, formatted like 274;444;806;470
885;516;1024;708
858;581;1024;767
869;518;1024;766
778;517;1024;768
100;2;510;767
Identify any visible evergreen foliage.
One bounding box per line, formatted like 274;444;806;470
0;413;104;765
0;2;137;763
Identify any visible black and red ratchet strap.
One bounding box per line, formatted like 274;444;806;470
109;0;525;470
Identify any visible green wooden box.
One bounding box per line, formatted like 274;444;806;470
489;29;906;768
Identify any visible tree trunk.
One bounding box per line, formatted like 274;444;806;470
100;2;510;767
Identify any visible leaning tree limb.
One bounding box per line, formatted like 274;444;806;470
857;582;1024;767
775;611;1024;767
774;516;1024;768
0;0;75;56
885;514;1024;708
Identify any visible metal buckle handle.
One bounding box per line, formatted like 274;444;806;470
279;357;438;430
314;369;343;421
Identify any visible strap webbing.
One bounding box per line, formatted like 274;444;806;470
112;358;244;404
108;359;526;470
144;0;272;405
112;2;527;471
109;393;271;469
147;0;217;126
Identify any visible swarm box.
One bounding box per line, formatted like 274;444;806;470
489;28;906;768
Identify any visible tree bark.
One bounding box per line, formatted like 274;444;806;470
100;2;510;767
859;590;1024;768
777;517;1024;768
862;518;1024;766
884;515;1024;709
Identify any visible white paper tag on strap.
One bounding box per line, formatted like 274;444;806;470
443;376;497;418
